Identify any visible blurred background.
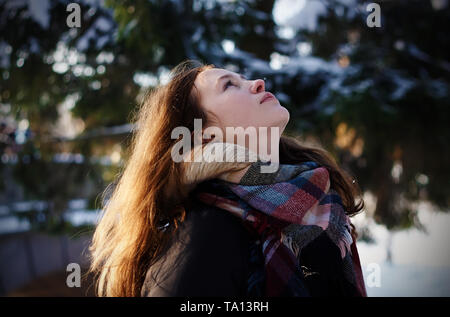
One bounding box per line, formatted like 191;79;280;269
0;0;449;296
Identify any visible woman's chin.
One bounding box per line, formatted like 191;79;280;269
269;100;288;113
264;106;290;134
272;104;290;123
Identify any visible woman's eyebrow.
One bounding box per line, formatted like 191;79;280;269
215;73;247;90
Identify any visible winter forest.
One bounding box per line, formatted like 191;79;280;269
0;0;449;296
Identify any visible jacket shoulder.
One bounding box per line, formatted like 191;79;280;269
141;200;253;297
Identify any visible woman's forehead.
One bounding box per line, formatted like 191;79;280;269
196;68;241;94
197;68;224;83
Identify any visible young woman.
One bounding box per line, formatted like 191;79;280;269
89;59;367;297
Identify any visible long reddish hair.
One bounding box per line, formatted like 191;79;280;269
88;59;364;296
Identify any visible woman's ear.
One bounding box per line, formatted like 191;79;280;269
202;131;215;144
202;124;224;144
190;129;213;146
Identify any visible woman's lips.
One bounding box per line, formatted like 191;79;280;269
260;92;276;103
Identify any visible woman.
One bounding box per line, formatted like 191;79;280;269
89;59;367;297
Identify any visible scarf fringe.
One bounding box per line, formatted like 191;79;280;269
281;233;300;258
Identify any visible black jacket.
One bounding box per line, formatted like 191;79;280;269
140;198;363;297
140;199;255;296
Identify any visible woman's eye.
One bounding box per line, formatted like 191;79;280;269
224;80;236;90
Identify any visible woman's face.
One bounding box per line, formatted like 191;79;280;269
193;68;290;144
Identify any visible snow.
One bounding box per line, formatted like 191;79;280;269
362;262;450;296
63;209;101;227
356;202;450;296
221;40;235;54
283;56;340;74
274;0;326;31
0;216;31;234
275;26;295;40
28;0;49;29
273;0;307;26
0;41;12;68
273;0;362;31
133;72;158;87
390;74;416;100
76;12;115;51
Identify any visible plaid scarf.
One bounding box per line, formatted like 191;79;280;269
194;159;367;297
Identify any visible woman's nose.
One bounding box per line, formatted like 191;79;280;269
250;79;265;94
